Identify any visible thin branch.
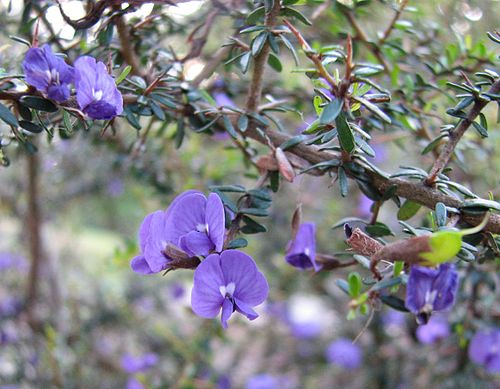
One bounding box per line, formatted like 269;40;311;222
425;79;500;185
114;11;146;79
378;0;409;45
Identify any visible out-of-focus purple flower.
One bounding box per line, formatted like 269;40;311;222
382;310;406;329
416;315;450;344
213;92;236;108
22;44;74;102
0;252;28;271
468;329;500;373
169;282;185;300
130;190;225;274
217;375;231;389
245;374;281;389
74;56;123;120
286;295;325;340
125;377;145;389
0;296;23;318
121;352;158;374
326;338;362;369
191;250;268;329
356;194;373;218
285;222;320;271
290;321;322;339
106;178;124;197
405;263;458;324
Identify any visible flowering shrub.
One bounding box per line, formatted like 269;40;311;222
0;0;499;387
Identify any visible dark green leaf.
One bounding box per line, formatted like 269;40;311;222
19;120;43;133
300;159;341;174
365;222;394;237
240;52;251;74
223;115;238;138
268;33;280;54
335;279;350;295
279;35;299;65
435;202;447;227
252;32;268;57
241;216;267;234
149;100;166;121
267;53;282;72
247;188;272;201
226;238;248;249
269;170;280;192
279;134;308;151
380;295;409;312
397;200;421;220
246;6;265;24
335;113;356;153
239;207;269;217
282;7;312;25
0;102;18;126
472;120;488;138
20;96;58;112
421;133;447;155
338;166;348;197
352;96;391;124
211;189;238;212
461;199;500;211
319;99;343;124
210;185;246;193
237;114;249;132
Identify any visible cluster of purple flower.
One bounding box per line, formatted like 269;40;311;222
22;44;123;120
131;190;269;328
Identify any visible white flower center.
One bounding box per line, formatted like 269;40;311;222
196;223;209;233
304;247;310;256
46;69;60;85
219;282;235;298
93;89;103;101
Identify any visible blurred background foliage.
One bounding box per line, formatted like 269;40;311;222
0;0;499;388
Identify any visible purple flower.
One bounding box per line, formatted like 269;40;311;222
245;374;280;389
0;252;27;271
74;56;123;120
130;190;225;274
285;222;320;271
169;282;185;300
106;178;124;197
191;250;269;328
125;377;145;389
405;263;458;324
22;44;74;102
326;338;362;369
121;352;158;374
416;315;450;344
468;329;500;373
381;310;406;329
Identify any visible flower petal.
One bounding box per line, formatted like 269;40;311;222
404;265;438;314
221;298;233;329
234;298;259;321
164;192;207;246
139;211;159;252
180;230;214;256
143;211;170;272
220;250;269;306
431;264;458;311
285;222;320;271
191;253;225;318
130;255;153;274
205;192;225;252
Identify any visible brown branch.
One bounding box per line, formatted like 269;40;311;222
425;79;500;185
114;11;146;79
378;0;409;46
245;2;283;113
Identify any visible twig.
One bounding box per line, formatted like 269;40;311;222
114;11;146;79
378;0;409;45
425;79;500;185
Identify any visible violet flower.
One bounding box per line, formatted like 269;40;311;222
416;315;450;344
121;352;158;374
285;222;321;271
22;44;74;102
468;329;500;373
74;56;123;120
245;374;281;389
405;263;458;324
191;250;268;328
125;377;145;389
326;338;362;369
130;190;225;274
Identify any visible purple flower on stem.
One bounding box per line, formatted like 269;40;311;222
468;329;500;373
405;263;458;324
191;250;269;328
285;222;321;271
130;190;225;274
326;338;362;369
121;352;158;374
246;374;281;389
125;377;145;389
22;44;74;102
74;56;123;120
416;315;450;344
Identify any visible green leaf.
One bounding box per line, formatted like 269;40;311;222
149;100;166;121
461;199;500;211
421;133;447;155
335;279;350;295
319;99;343;124
251;32;268;57
175;117;185;148
209;184;246;193
226;238;248;249
352;96;391;124
239;207;269;217
300;159;341;174
419;231;462;264
435;202;447;227
267;53;282;72
269;170;280;192
282;7;312;25
279;134;308;151
348;272;362;298
237;114;249;132
472;120;488;138
380;296;409;312
0;102;18;127
338;166;348;197
223;115;238;138
365;222;394;237
335;113;356;153
241;216;267;234
397;200;421;220
240;52;251;74
20;96;58;112
246;6;265;24
19;120;43;133
116;65;132;84
279;35;299;65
